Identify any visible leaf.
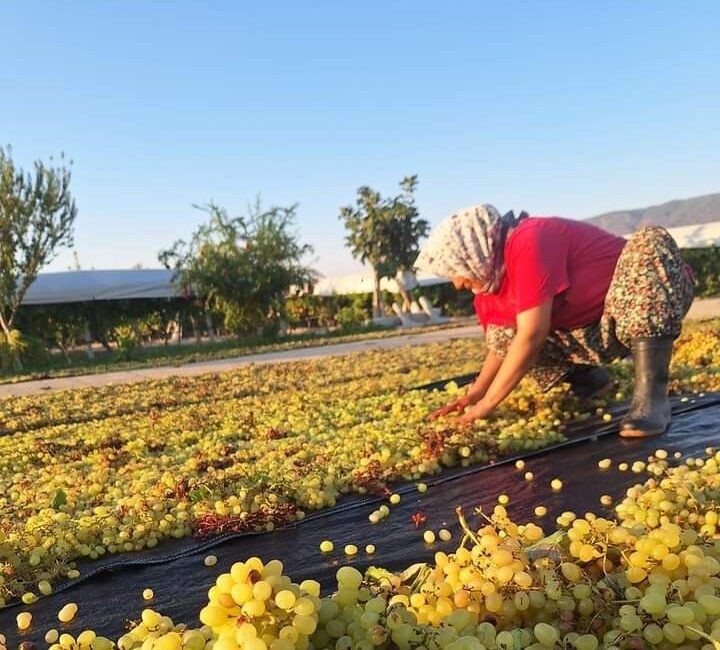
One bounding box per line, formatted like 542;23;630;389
189;486;212;503
526;529;565;561
52;489;67;509
398;562;428;583
365;566;397;587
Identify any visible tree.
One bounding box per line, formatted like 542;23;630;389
0;146;77;367
339;175;429;317
159;200;317;337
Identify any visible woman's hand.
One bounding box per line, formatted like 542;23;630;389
456;399;494;425
429;396;470;420
429;350;504;421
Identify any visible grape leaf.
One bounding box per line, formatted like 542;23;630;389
52;489;67;509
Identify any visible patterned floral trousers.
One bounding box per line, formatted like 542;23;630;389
486;227;695;390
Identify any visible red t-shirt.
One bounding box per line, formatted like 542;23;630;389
474;217;627;331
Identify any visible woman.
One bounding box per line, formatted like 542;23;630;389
415;205;695;437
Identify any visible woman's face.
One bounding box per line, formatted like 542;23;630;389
451;276;486;294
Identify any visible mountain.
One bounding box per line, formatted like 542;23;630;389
585;192;720;235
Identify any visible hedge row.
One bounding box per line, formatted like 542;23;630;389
683;246;720;298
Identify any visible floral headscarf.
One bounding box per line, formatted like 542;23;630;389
415;204;526;294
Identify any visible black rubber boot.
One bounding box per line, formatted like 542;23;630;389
565;365;612;400
620;337;673;438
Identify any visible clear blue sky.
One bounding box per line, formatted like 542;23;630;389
4;1;719;277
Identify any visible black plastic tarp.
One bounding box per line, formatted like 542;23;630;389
4;394;720;646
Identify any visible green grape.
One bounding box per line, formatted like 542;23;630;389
534;623;559;646
274;590;296;610
574;634;599;650
360;611;379;628
326;619;347;638
45;629;60;644
662;622;686;644
270;640;294;650
244;638;268;650
666;605;694;625
337;566;363;589
293;614;317;635
699;594;720;615
642;623;664;645
639;592;667;615
365;597;386;615
496;630;514;650
253;580;273;601
294;597;316;616
336;635;354;650
514;591;530;611
560;562;583;582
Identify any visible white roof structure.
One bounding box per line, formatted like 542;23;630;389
313;271;448;297
22;269;179;305
663;221;720;248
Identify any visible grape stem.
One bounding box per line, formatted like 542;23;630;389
684;626;720;650
456;506;482;548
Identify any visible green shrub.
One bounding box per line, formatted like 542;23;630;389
336;305;367;329
683;247;720;298
0;329;48;369
112;324;141;361
0;329;27;369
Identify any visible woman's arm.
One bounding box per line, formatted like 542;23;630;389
429;349;503;419
457;300;553;423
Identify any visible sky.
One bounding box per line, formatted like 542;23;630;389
3;1;719;277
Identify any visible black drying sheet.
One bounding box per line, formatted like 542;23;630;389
4;393;720;645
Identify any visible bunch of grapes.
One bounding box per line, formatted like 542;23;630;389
194;557;320;650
